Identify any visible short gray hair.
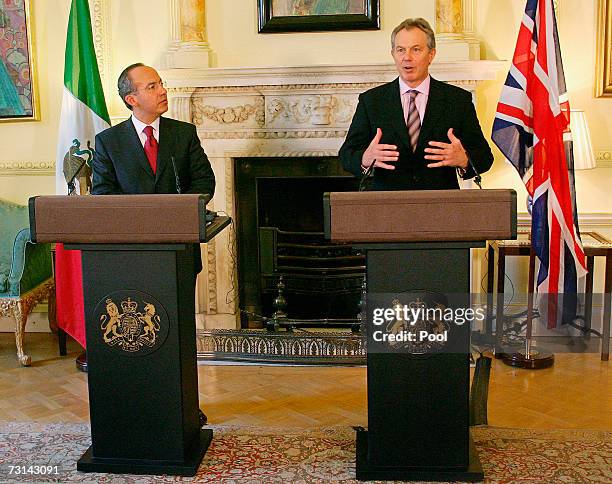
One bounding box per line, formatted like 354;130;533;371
117;62;145;110
391;18;436;50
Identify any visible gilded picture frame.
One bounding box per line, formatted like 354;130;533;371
0;0;39;121
258;0;380;33
596;0;612;97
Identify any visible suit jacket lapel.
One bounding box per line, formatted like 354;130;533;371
156;117;172;183
387;79;411;151
121;119;155;179
417;77;445;152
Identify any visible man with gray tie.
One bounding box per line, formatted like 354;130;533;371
339;18;493;190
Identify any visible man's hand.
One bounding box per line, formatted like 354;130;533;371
424;128;468;170
361;128;399;171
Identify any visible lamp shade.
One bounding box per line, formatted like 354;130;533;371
570;110;597;170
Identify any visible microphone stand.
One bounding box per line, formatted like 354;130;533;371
171;156;181;194
173;155;216;222
468;159;483;189
358;160;376;192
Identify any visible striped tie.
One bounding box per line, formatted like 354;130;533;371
406;90;420;152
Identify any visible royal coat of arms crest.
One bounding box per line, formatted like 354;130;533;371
100;297;162;353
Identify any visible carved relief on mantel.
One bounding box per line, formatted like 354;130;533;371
196;130;349;140
266;94;357;127
192;96;265;127
181;78;477;134
205;239;217;314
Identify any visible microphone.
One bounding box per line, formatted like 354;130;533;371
171;156;181;194
172;155;215;222
358;160;376;192
468;158;483;189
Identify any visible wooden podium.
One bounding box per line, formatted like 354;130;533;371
29;194;230;476
324;189;516;482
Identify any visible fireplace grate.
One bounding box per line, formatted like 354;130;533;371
259;227;365;296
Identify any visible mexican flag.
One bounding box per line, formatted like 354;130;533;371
54;0;110;348
56;0;110;194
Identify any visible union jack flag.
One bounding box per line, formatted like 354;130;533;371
491;0;587;328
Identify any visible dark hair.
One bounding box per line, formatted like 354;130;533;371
117;62;145;110
391;18;436;50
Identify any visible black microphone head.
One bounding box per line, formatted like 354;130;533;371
358;162;376;192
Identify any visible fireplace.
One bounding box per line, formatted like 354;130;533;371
234;156;363;327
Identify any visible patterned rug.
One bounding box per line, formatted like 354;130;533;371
0;423;610;483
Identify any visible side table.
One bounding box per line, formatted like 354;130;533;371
486;231;611;361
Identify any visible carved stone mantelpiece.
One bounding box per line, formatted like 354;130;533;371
161;61;505;326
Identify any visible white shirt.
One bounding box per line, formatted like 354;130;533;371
398;76;430;124
131;115;160;147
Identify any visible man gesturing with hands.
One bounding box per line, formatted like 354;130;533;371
340;18;493;190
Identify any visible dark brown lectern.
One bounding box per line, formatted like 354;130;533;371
324;189;516;482
29;194;230;477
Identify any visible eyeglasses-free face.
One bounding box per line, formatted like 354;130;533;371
391;27;436;88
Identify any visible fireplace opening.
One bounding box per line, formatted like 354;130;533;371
234;157;364;328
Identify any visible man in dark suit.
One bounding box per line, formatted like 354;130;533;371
92;63;215;273
91;63;214;425
339;18;493;190
92;63;215;197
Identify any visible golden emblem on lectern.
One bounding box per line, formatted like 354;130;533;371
100;297;161;352
385;295;450;354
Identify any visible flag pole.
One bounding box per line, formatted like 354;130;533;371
502;246;555;369
491;0;587;369
55;0;111;370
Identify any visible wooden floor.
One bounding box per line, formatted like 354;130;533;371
0;333;610;430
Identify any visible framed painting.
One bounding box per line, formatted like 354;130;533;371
0;0;39;121
596;0;612;97
258;0;380;33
